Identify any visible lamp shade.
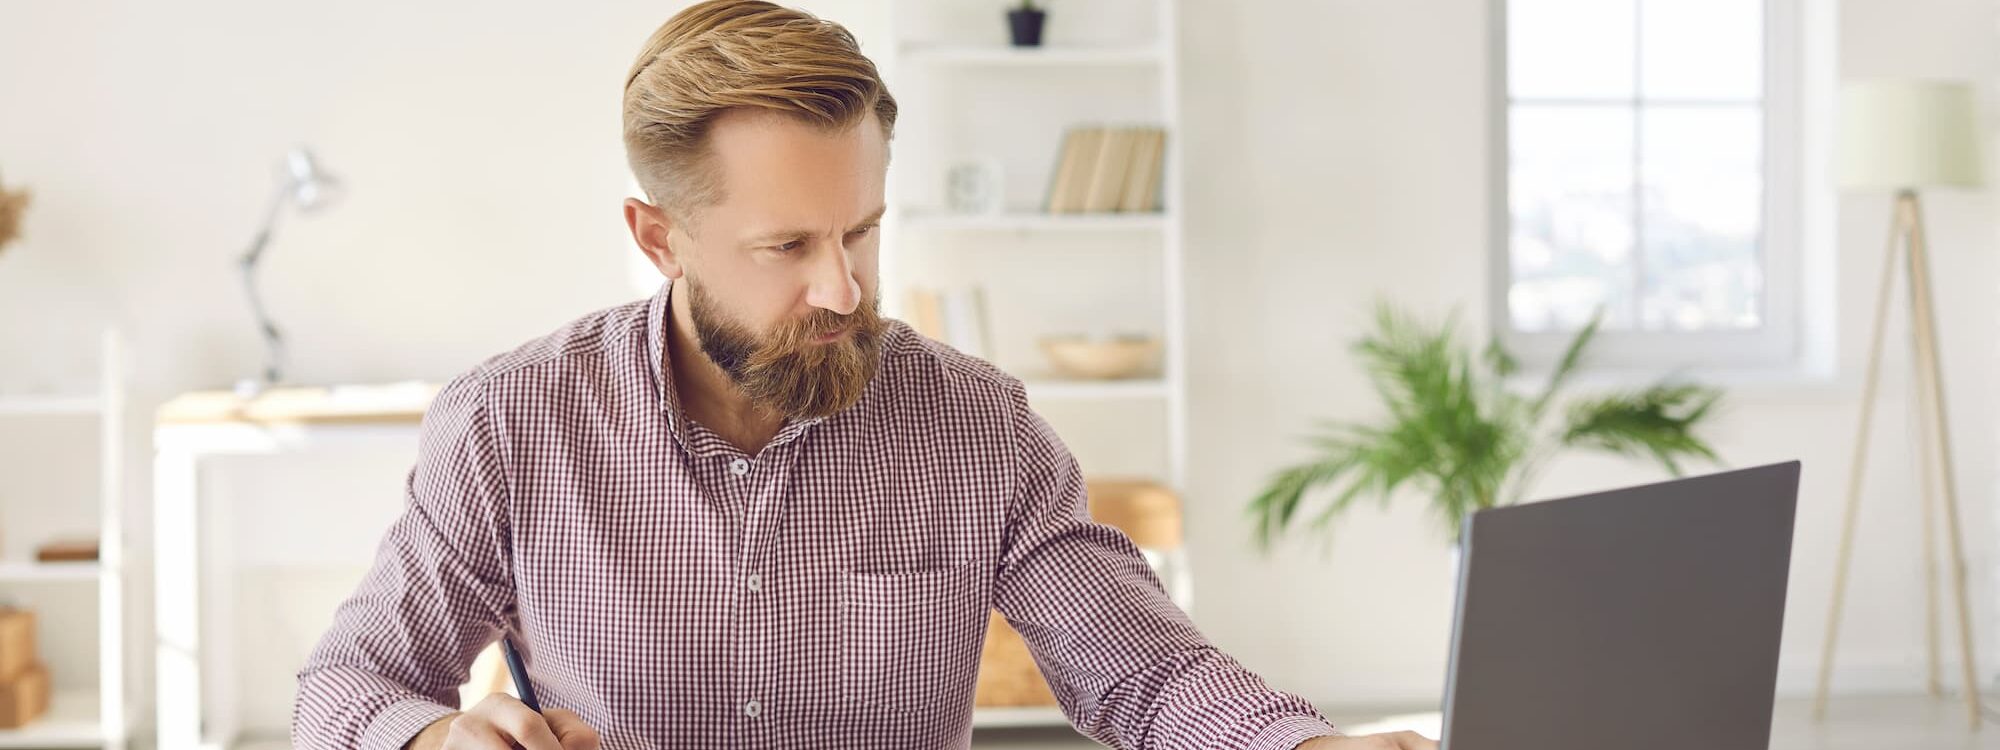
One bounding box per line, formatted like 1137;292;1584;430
1837;79;1985;190
284;146;343;211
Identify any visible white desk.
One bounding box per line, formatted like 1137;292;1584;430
152;382;438;750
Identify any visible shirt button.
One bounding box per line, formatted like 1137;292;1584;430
743;699;762;718
746;573;762;592
729;458;750;476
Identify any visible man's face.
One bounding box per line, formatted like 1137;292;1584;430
657;108;889;421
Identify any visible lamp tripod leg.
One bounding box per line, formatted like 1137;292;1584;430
1813;190;1907;722
1901;191;1982;730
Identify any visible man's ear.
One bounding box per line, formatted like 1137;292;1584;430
624;197;686;280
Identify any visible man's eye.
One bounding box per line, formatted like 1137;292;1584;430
849;225;876;238
773;240;804;253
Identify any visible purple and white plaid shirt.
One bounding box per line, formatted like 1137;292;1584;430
293;282;1339;749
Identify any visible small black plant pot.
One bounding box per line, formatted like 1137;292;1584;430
1007;7;1046;47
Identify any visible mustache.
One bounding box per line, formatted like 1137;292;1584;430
772;305;876;343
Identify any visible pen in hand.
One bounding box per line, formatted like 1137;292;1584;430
501;635;542;712
409;635;600;750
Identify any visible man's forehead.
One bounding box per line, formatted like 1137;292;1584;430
706;108;887;169
704;144;881;230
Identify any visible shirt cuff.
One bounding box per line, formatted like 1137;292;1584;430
362;697;458;750
1250;714;1342;750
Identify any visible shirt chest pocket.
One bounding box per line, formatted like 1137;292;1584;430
838;563;989;712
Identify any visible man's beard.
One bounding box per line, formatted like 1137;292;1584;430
687;279;886;421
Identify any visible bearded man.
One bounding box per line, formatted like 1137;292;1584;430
292;3;1435;750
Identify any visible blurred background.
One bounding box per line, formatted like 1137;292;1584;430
0;0;1996;747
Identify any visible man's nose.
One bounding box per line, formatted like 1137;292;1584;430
804;242;861;315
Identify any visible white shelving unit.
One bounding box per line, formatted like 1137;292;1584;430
1023;378;1172;401
0;397;105;418
882;0;1186;731
0;562;108;583
0;329;128;749
899;208;1173;233
0;690;106;749
897;43;1166;67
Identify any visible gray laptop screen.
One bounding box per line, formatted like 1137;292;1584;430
1441;461;1799;750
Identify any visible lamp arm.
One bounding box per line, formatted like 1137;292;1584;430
238;183;293;388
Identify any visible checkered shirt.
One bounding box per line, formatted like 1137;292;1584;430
292;282;1339;749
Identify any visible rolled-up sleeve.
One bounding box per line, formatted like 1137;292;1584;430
292;373;516;749
993;384;1341;750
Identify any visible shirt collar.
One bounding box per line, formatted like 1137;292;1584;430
645;280;690;448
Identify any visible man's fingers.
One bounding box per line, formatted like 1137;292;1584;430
494;704;566;750
439;714;512;749
543;708;603;750
1385;730;1439;750
469;694;564;750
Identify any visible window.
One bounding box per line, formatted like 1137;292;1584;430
1495;0;1800;370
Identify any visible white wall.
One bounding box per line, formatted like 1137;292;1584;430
0;0;1994;739
0;0;890;737
1178;0;2000;706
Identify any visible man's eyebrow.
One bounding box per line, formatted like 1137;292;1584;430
746;205;888;245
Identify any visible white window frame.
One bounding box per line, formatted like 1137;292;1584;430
1489;0;1804;372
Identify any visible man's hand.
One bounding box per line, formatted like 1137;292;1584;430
1296;731;1439;750
405;694;601;750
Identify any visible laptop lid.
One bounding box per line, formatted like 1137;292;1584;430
1439;461;1800;750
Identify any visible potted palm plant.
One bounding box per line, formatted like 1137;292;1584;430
1248;304;1724;550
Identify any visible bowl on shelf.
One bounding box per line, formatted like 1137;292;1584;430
1037;334;1160;380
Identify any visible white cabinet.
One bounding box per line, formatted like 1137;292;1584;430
0;329;129;749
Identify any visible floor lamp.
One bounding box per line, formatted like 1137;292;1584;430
1814;79;1987;729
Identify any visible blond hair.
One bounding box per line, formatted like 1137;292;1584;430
623;0;898;223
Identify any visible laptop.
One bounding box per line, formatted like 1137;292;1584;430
1439;461;1801;750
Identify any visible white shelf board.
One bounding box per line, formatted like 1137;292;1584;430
1023;378;1169;401
972;705;1070;729
899;210;1168;233
0;395;102;417
900;44;1164;67
0;688;103;748
0;561;104;583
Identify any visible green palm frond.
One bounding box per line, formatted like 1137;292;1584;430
1528;311;1602;420
1561;383;1723;476
1249;430;1394;551
1482;336;1519;379
1248;302;1724;551
1249;304;1537;546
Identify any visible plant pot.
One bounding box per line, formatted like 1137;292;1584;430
1007;7;1046;47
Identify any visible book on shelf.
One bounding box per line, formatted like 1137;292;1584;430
904;286;991;359
1044;127;1101;214
1044;125;1167;215
1080;127;1136;213
1118;128;1167;213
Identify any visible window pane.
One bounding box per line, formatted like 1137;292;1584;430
1639;106;1763;331
1641;0;1763;101
1508;0;1636;100
1509;105;1637;332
